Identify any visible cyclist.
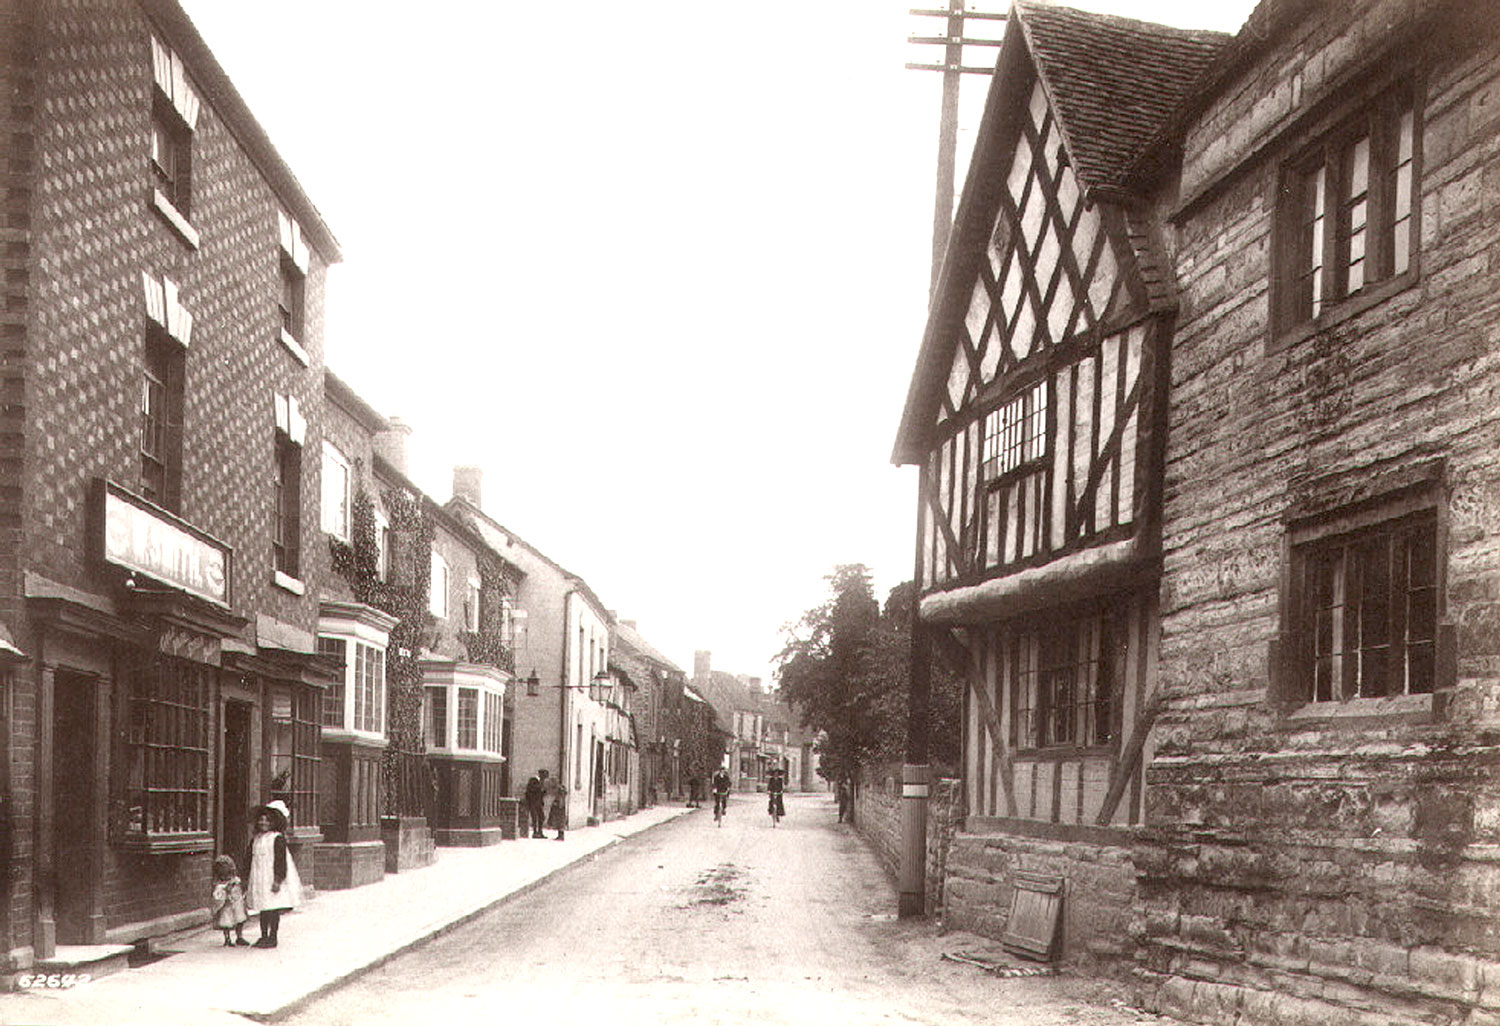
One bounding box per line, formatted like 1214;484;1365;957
767;766;786;826
711;765;732;825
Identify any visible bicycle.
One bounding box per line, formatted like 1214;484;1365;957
713;792;728;826
768;791;784;827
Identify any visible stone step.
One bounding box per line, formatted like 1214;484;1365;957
6;943;134;991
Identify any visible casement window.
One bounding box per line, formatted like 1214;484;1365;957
317;634;386;737
425;686;447;748
321;441;351;541
1276;84;1419;332
272;393;306;585
981;380;1048;481
149;37;201;244
1292;509;1438;702
268;684;319;832
122;656;212;848
1011;610;1115;750
430;553;449;618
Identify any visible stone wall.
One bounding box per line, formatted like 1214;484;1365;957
1140;2;1500;1024
851;768;962;916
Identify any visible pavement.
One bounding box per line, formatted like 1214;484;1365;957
0;803;694;1026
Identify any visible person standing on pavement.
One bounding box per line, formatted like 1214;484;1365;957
524;769;549;838
543;770;567;841
211;855;249;947
246;800;302;948
836;779;852;823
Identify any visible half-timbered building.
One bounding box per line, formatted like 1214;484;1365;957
898;1;1500;1023
893;1;1229;959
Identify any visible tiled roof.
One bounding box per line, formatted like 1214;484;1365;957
1015;1;1230;192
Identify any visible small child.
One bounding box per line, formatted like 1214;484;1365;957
211;855;249;947
246;799;302;948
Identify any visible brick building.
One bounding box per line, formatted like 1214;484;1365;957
0;0;340;966
895;1;1500;1023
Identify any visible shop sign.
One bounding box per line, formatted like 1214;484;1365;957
101;483;230;606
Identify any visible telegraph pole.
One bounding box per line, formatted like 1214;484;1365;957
899;3;1003;920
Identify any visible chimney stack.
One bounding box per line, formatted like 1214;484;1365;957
694;650;712;681
453;465;483;510
374;417;413;477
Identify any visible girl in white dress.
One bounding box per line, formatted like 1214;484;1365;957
246;800;301;948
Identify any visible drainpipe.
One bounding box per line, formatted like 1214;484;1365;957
559;590;573;792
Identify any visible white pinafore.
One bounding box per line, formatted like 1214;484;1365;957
246;831;302;913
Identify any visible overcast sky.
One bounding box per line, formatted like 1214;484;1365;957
179;0;1257;685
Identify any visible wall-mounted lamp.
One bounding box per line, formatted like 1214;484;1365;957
525;669;540;697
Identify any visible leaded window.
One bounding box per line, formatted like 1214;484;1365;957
269;684;319;831
124;656;211;841
1011;611;1114;750
1277;85;1418;330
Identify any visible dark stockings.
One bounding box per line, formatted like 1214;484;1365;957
259;910;282;945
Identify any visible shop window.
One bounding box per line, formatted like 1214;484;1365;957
425;685;447;748
1275;84;1419;333
317;636;346;728
317;634;385;738
1011;610;1115;750
1291;509;1438;702
269;685;319;832
457;687;478;750
139;330;183;510
483;691;503;754
122;656;211;847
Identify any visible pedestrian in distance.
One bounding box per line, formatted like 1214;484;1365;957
524;769;549;838
711;765;732;825
210;854;249;947
686;773;701;808
246;799;302;948
543;772;567;841
836;779;852;823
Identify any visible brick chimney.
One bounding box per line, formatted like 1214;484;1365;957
374;416;413;476
453;465;483;510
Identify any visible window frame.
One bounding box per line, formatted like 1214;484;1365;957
268;683;320;834
1282;487;1447;712
139;329;184;511
1272;79;1422;342
317;633;388;741
321;441;351;542
430;552;449;618
272;430;302;579
120;655;213;852
1009;607;1117;754
150;97;192;219
278;254;306;344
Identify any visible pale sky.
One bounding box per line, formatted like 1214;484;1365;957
179;0;1257;685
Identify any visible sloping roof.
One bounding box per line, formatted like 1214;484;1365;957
1015;1;1230;194
613;620;683;674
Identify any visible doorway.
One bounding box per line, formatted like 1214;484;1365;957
52;672;96;943
221;701;252;862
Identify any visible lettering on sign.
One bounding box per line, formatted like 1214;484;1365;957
102;485;230;605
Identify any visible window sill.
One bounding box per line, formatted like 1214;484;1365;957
151;189;200;250
427;748;507;764
1269;270;1418;353
319;729;389;749
278;329;310;367
118;831;214;855
1283;691;1440;727
272;570;306;596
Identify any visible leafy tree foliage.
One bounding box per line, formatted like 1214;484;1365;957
775;565;962;785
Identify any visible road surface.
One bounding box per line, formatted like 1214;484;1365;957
286;792;1168;1026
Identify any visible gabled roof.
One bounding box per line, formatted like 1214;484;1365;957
447;497;611;622
1016;2;1229;195
613;620;684;674
892;2;1231;465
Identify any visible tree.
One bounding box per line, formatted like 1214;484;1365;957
775;565;964;785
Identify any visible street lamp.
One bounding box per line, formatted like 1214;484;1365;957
525;669;540;697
